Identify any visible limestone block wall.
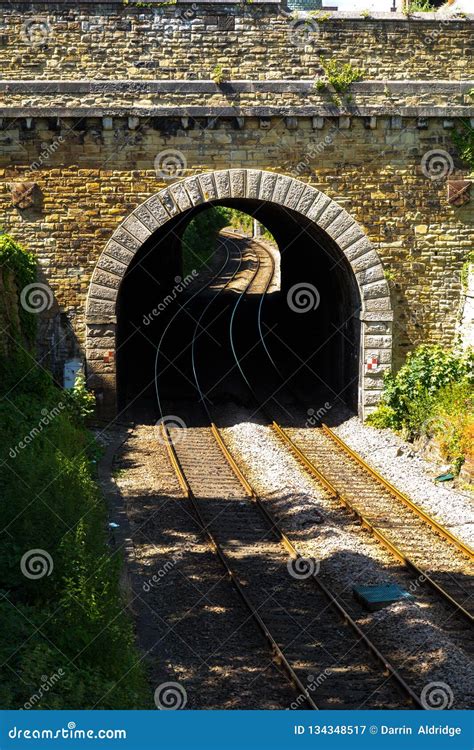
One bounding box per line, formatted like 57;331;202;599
0;2;472;415
0;115;470;362
0;5;471;81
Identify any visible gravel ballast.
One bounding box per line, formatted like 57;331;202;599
222;418;474;709
331;415;473;548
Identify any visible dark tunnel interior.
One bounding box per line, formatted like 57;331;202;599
116;200;362;421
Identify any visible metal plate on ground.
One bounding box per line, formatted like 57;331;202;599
353;583;413;612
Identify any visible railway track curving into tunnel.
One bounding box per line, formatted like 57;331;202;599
155;230;424;710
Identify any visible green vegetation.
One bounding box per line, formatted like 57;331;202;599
0;348;148;708
451;115;474;176
223;208;275;243
308;10;331;21
367;344;474;473
0;236;148;707
317;58;365;95
211;64;227;85
182;206;275;276
182;206;230;276
0;233;37;342
406;0;435;12
461;250;474;289
383;268;397;283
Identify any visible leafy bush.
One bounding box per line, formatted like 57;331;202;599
406;0;435;11
451;117;474;176
318;57;365;94
0;233;37;342
211;64;227;85
367;344;473;471
428;380;474;473
0;349;148;709
65;373;96;422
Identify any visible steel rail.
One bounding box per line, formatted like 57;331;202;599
161;422;319;710
233;240;474;626
228;235;276;393
190;235;423;710
321;423;474;561
209;420;424;708
162;235;320;708
271;422;474;626
155;232;320;708
191;231;259;420
154;235;234;422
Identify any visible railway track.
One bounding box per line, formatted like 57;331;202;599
271;422;474;625
162;418;423;709
156;232;424;709
227;238;474;629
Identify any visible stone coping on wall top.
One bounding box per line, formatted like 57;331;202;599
1;80;472;94
2;105;472;117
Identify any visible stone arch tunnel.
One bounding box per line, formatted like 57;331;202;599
0;8;470;415
85;170;393;419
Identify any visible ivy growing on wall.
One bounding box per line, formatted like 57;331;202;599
0;232;37;342
451;114;474;176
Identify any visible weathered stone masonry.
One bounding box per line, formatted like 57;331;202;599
0;3;472;416
86;169;393;416
0;5;471;81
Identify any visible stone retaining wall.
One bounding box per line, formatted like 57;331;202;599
0;1;472;416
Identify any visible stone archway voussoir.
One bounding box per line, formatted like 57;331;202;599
84;169;394;420
198;172;219;202
121;214;153;244
324;210;356;242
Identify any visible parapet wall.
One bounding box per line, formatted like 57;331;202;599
0;5;471;82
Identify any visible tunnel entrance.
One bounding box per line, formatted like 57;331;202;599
115;198;361;420
85;170;393;419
